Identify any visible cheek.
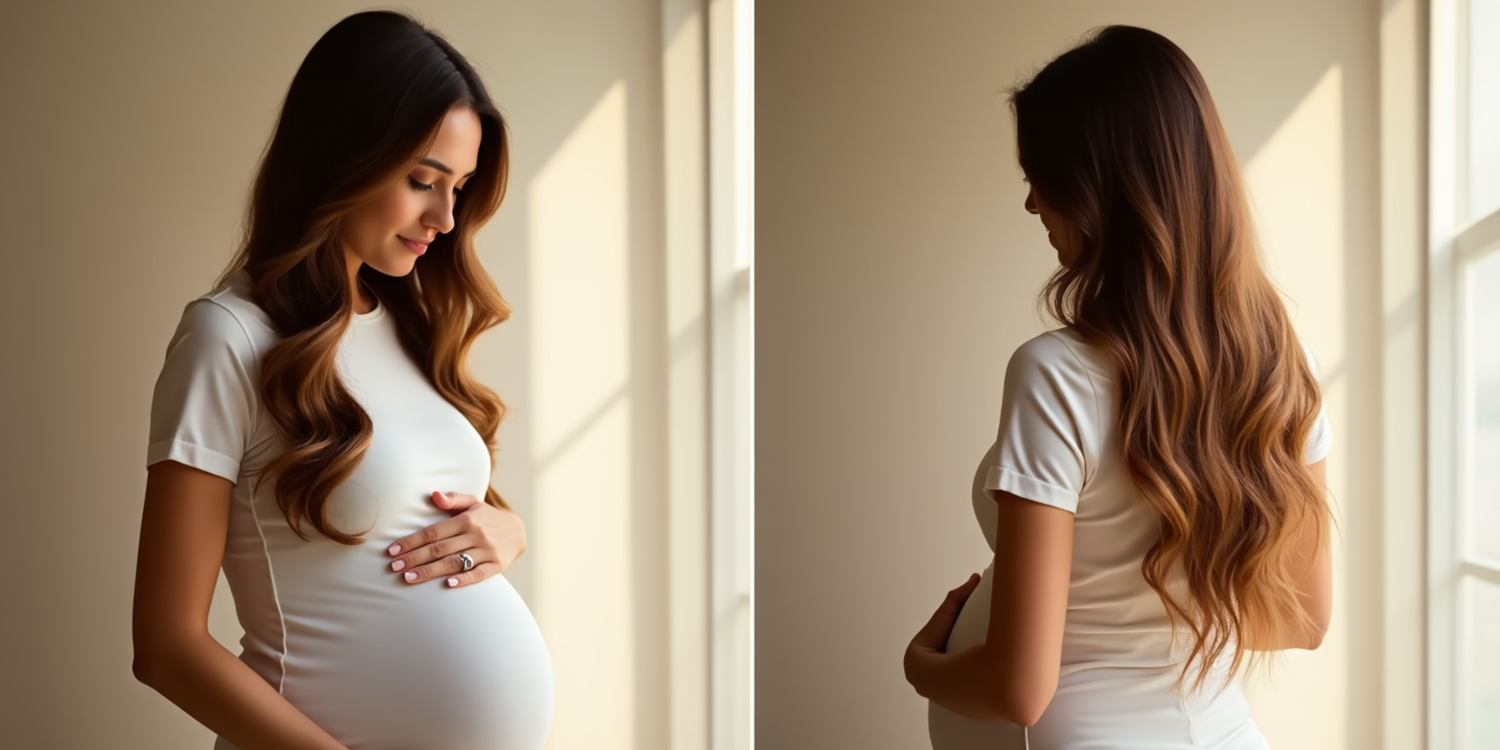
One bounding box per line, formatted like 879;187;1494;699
350;189;415;245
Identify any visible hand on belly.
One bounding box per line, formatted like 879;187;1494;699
385;491;528;589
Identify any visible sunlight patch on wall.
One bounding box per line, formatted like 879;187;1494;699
1244;63;1347;376
527;79;635;750
663;5;712;749
1239;63;1348;750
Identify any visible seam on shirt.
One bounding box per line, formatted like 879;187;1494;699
1180;687;1206;749
201;280;285;694
1045;329;1103;489
246;477;289;694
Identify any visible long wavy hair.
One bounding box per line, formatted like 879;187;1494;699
214;10;512;544
1010;26;1331;690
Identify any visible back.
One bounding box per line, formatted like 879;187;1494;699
928;327;1331;750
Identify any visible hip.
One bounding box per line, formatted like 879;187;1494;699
929;667;1268;750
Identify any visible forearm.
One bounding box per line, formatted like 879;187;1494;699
1243;500;1333;651
135;633;348;750
1242;622;1320;651
1241;561;1332;652
905;494;1070;727
906;643;1041;725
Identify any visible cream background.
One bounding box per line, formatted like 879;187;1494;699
0;2;710;748
755;0;1422;748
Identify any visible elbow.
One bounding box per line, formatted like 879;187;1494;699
132;627;163;687
131;635;180;689
988;680;1055;727
989;694;1049;727
132;651;159;688
1301;605;1332;651
1303;620;1330;651
1010;706;1046;728
1008;695;1052;728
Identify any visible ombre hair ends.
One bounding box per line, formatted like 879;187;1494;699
1011;25;1333;692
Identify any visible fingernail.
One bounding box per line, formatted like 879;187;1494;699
391;560;405;572
388;544;401;556
404;571;417;583
447;577;459;587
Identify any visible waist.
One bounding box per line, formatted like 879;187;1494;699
1034;669;1265;750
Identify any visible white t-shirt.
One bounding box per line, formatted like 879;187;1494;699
147;269;554;750
929;327;1331;750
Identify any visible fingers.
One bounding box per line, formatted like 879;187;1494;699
384;492;518;588
390;533;480;584
938;572;983;615
444;560;498;589
910;573;983;652
387;512;473;558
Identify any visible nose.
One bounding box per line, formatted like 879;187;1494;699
1024;187;1040;215
425;194;457;235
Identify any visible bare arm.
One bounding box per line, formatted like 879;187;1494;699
908;458;1328;720
131;460;349;750
904;490;1074;726
1243;457;1333;651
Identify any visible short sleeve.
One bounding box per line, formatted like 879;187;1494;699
1300;340;1333;465
984;334;1095;514
146;299;259;483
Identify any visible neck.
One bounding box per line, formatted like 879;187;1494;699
345;252;376;314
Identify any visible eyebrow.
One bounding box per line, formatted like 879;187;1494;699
418;157;476;178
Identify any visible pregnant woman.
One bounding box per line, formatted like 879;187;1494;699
130;11;552;750
903;26;1333;749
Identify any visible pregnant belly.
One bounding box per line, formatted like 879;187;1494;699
944;561;994;654
276;574;554;750
927;562;1028;750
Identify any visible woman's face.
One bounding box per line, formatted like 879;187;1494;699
342;105;483;279
1024;184;1084;267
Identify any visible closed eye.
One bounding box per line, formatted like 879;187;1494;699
409;176;463;195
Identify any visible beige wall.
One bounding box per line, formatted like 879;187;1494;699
0;2;688;748
756;1;1399;748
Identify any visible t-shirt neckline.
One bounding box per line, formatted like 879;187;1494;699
352;285;385;324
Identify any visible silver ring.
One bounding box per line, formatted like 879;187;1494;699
458;552;475;572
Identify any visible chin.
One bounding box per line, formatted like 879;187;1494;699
374;258;419;277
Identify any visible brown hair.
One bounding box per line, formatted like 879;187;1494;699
1010;25;1331;690
215;10;512;544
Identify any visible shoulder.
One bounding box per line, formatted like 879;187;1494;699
170;270;278;362
1004;327;1110;391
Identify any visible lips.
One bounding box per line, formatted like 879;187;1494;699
399;235;430;255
